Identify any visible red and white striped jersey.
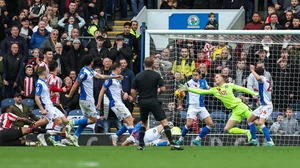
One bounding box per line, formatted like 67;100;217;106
39;61;49;76
47;74;63;104
23;76;34;97
0;113;19;130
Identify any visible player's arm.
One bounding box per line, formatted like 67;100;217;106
95;73;123;80
96;86;107;110
131;78;138;102
181;83;213;95
250;65;262;82
230;83;258;96
157;75;165;95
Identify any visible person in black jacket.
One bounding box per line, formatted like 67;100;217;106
109;35;133;68
67;39;87;74
3;44;24;98
1;26;28;60
18;17;33;44
115;22;137;57
88;36;109;68
85;30;112;51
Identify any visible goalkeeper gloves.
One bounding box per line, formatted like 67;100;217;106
179;84;188;92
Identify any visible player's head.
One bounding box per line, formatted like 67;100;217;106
83;55;94;67
214;73;227;86
192;68;201;81
285;107;294;119
1;106;10;114
111;62;122;75
37;66;47;77
48;60;59;73
254;67;264;76
144;57;154;68
43;47;53;61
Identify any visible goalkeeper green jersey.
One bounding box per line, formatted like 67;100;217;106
187;83;258;109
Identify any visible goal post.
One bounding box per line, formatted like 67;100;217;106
144;29;300;146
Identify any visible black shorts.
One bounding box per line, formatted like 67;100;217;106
0;128;23;146
139;98;166;122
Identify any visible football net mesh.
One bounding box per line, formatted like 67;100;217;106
146;31;300;146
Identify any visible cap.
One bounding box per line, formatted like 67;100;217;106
14;93;22;98
91;15;98;20
73;38;81;44
96;36;105;41
115;35;124;40
21;17;30;22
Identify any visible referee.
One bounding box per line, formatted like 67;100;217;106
131;57;183;150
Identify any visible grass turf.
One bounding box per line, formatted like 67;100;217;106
0;146;299;168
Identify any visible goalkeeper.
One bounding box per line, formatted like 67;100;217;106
180;74;258;140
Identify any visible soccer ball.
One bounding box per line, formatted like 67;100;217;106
174;89;186;99
171;127;182;135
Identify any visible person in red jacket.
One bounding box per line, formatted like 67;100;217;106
195;51;211;69
243;12;264;30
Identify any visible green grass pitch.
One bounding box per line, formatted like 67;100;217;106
0;146;299;168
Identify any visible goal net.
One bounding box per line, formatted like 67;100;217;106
145;30;300;146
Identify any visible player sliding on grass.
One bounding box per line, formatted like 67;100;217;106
122;121;174;147
0;106;59;146
179;74;258;141
176;69;214;146
247;65;274;146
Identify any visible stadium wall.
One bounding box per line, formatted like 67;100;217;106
26;134;300;146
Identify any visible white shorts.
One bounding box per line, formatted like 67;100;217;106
111;102;131;121
127;127;162;146
44;105;65;122
253;104;273;119
79;100;97;118
187;106;210;120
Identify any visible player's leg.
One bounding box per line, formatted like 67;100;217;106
137;99;150;150
33;117;49;128
246;107;260;146
258;105;274;146
193;108;214;146
176;106;196;145
67;100;96;135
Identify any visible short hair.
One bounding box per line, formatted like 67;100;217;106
111;62;121;70
286;107;293;112
43;47;52;55
208;12;215;18
52;3;59;8
255;67;264;76
174;71;181;75
93;66;101;70
11;26;19;31
293;16;300;20
131;20;138;26
25;65;33;70
277;113;283;117
216;73;228;82
83;55;94;66
124;22;131;27
252;12;260;16
144;57;154;68
286;10;293;14
270;12;278;18
268;5;275;10
48;61;58;72
192;68;201;74
1;106;10;114
37;66;47;75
